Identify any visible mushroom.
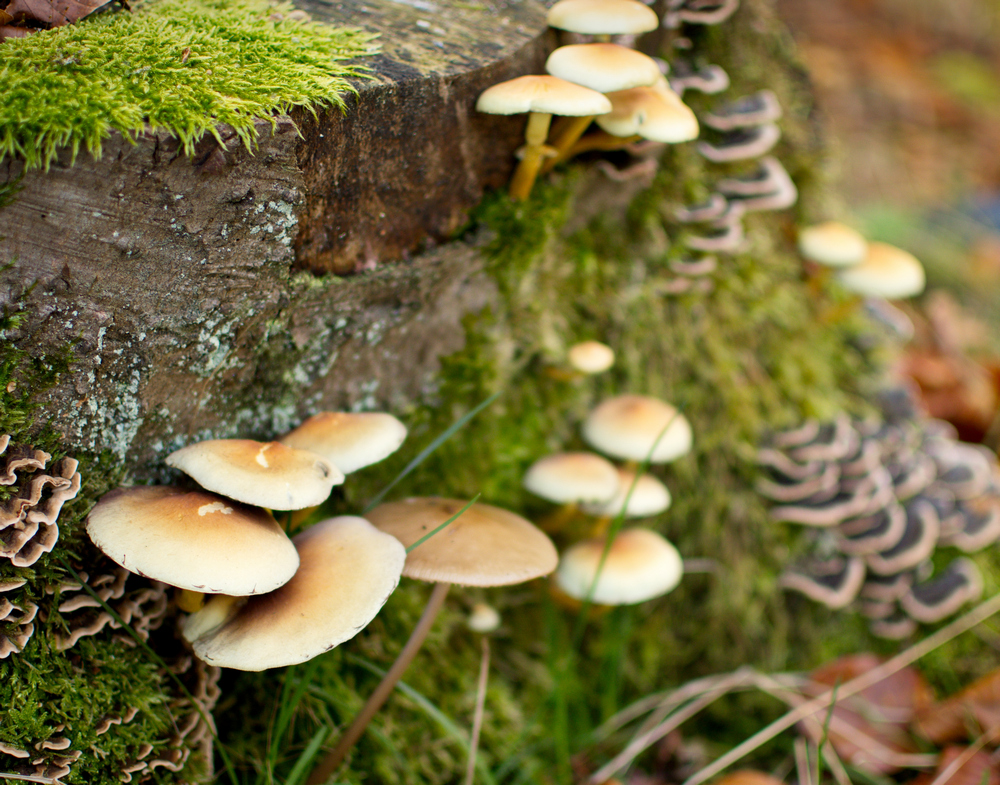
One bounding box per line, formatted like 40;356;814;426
476;75;611;201
280;411;407;475
555;527;683;605
308;497;557;783
166;439;343;511
582;394;692;465
580;467;671;527
466;602;501;633
182;515;405;670
567;340;616;375
86;486;300;601
523;451;621;530
797;221;868;268
547;0;658;41
836;242;926;300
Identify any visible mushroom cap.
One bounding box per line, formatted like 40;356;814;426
165;439;343;510
467;602;502;633
86;486;300;595
583;394;693;463
280;411;407;474
837;242;926;299
580;468;671;518
596;86;699;143
186;516;405;671
546;44;662;94
367;497;558;586
547;0;659;34
476;75;612;117
797;221;868;267
567;340;616;374
555;527;683;605
523;452;620;504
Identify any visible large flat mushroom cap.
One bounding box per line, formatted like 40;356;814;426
597;85;699;143
583;394;693;463
280;412;407;474
476;75;612;116
189;516;405;671
556;527;683;604
166;439;343;510
546;44;662;94
86;486;299;595
523;452;620;504
547;0;658;34
837;242;926;299
367;497;558;586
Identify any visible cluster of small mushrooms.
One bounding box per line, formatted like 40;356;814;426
476;0;700;200
762;386;1000;639
524;342;691;607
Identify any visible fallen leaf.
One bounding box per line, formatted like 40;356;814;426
908;747;1000;785
915;667;1000;744
713;771;786;785
1;0;117;29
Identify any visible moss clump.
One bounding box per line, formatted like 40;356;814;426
0;0;376;170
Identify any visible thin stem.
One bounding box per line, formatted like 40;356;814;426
539;115;595;174
465;637;491;785
682;592;1000;785
306;582;452;784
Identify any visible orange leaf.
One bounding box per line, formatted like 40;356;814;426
915;667;1000;744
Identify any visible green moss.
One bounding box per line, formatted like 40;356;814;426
0;0;376;170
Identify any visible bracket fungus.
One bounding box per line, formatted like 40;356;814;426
166;439;343;510
183;515;405;671
476;75;610;201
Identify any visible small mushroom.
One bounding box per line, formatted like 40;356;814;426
555;527;684;605
547;0;658;41
837;242;926;300
582;394;692;464
280;411;407;475
797;221;868;268
580;467;672;523
567;340;616;375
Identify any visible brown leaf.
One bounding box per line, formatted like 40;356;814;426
908;747;1000;785
915;667;1000;744
2;0;111;28
713;771;786;785
802;654;934;774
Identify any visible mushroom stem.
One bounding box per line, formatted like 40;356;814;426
464;636;490;785
540;502;580;533
540;114;597;174
568;130;643;158
509;112;553;201
307;581;452;783
176;589;205;613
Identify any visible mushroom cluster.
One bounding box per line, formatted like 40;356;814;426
760;387;1000;638
524;390;692;607
476;0;700;200
85;411;410;671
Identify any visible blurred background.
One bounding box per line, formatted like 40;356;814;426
779;0;1000;450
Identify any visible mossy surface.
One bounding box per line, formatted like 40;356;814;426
0;0;376;170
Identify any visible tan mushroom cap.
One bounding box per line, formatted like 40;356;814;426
523;452;620;504
476;75;612;117
567;340;615;374
837;241;926;299
583;394;693;463
546;44;662;94
555;527;683;604
797;221;868;267
86;486;299;595
580;468;671;518
280;412;407;474
185;516;405;671
596;85;699;143
166;439;343;510
367;497;558;586
547;0;659;34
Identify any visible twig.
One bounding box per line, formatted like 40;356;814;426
683;592;1000;785
794;737;812;785
589;668;755;783
820;741;852;785
465;637;491;785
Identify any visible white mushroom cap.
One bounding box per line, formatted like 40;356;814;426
837;242;926;299
476;75;612;117
280;412;407;474
797;221;868;267
86;486;299;595
523;452;620;504
367;497;558;586
166;439;343;510
596;85;699;143
546;44;662;94
567;340;615;374
547;0;659;35
185;516;405;671
583;394;693;463
555;528;683;604
466;602;501;633
580;468;671;518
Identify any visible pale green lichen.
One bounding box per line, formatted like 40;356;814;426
0;0;377;170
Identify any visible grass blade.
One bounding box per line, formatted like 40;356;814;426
406;494;480;553
284;727;332;785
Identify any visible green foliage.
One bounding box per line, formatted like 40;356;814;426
0;0;376;170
